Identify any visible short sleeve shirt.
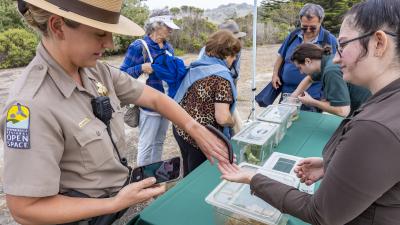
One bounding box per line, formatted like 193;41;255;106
0;43;144;197
174;76;233;148
310;55;351;107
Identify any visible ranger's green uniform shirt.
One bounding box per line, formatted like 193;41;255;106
0;43;144;198
311;55;371;113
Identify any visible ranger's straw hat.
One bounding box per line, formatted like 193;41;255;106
22;0;144;36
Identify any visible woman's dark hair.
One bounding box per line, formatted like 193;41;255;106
205;30;241;59
344;0;400;59
291;43;331;64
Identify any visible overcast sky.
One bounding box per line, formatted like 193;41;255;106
144;0;259;10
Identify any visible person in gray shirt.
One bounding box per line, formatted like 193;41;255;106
218;0;400;224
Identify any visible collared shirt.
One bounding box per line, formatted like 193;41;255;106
278;27;337;99
250;78;400;224
311;55;371;113
311;55;351;106
0;43;144;197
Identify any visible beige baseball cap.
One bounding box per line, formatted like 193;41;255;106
22;0;145;36
219;20;246;38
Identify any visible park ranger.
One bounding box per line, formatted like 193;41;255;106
0;1;229;224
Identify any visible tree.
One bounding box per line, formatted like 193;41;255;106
106;0;150;55
295;0;362;34
170;7;181;16
0;0;26;32
121;0;149;27
259;0;290;20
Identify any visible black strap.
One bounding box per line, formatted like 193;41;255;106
282;28;331;58
106;124;128;168
205;125;233;164
282;28;301;58
322;29;330;47
278;28;331;78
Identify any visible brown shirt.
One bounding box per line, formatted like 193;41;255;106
0;43;144;198
174;75;233;148
250;78;400;225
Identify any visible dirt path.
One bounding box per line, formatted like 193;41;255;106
0;45;280;224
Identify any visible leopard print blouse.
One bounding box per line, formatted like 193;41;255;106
174;75;233;148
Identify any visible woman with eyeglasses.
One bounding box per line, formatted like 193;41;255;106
218;0;400;224
289;43;371;117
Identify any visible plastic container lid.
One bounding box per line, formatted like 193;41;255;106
261;152;303;178
206;163;284;225
280;96;302;107
232;121;278;145
257;105;293;124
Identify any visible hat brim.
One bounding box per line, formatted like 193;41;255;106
234;32;247;38
24;0;144;36
164;21;180;30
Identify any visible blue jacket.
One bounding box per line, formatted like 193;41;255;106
120;35;176;96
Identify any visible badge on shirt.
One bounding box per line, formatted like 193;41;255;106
95;81;108;96
5;103;30;149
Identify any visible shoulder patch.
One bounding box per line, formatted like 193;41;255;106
5;103;30;149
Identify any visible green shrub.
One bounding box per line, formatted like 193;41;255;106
169;18;217;53
276;23;292;43
191;39;202;52
105;35;138;56
103;0;148;56
0;28;39;69
0;1;26;32
174;49;185;56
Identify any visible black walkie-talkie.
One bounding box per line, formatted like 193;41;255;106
91;96;128;167
91;96;113;125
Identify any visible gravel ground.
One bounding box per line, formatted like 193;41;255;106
0;45;280;224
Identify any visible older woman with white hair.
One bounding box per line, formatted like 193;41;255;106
121;9;181;167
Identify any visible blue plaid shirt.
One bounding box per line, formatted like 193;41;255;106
120;35;175;94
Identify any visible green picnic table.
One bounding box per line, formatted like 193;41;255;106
128;111;342;225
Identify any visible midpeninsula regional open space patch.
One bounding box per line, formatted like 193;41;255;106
5;103;30;149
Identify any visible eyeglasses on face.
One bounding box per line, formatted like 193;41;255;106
336;30;397;57
301;25;317;32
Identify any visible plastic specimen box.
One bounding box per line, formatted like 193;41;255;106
256;105;293;144
231;121;279;165
280;93;302;121
206;163;289;225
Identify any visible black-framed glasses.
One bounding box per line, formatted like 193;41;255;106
301;25;317;32
336;30;397;57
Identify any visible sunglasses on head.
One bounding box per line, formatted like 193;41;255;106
301;25;317;32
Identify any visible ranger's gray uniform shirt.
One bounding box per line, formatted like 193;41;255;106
250;78;400;225
0;43;144;198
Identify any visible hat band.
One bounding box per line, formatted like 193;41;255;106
47;0;120;24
